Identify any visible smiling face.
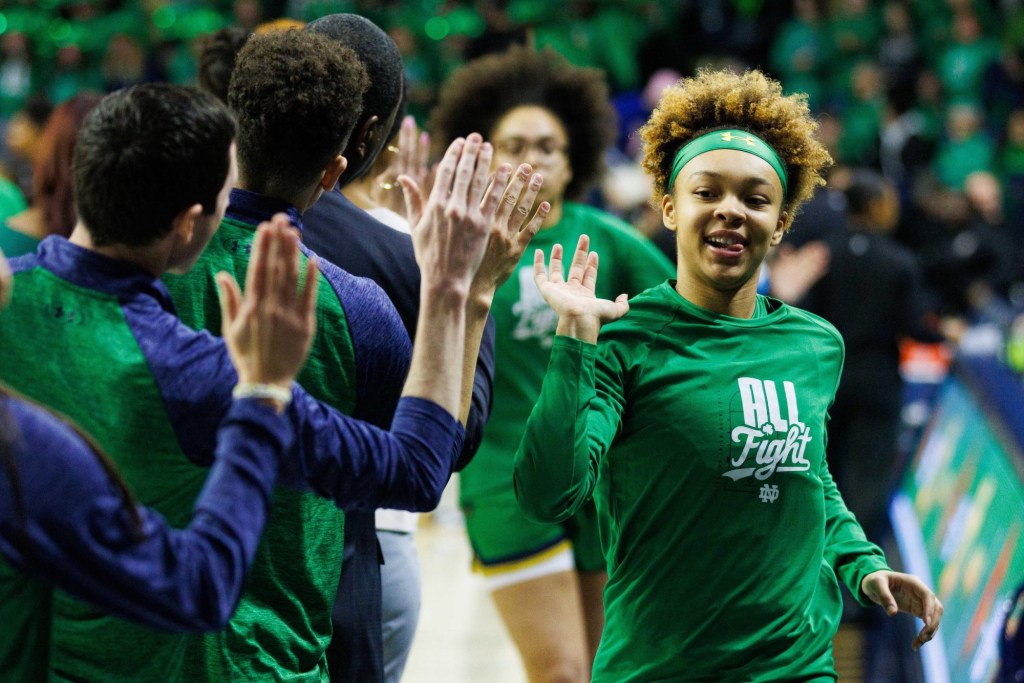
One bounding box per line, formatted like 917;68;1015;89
662;148;787;311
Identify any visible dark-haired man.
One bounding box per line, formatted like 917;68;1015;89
164;27;537;682
0;75;525;682
300;14;499;683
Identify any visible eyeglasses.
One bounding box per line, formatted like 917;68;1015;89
493;137;568;161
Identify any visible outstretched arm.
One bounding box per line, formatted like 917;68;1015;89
458;163;548;424
0;216;319;632
398;153;549;467
514;237;630;522
282;134;517;510
2;398;293;632
817;452;942;650
535;235;630;342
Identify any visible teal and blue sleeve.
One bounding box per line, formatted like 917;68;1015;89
0;396;290;632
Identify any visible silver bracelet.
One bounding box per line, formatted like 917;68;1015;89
232;382;293;406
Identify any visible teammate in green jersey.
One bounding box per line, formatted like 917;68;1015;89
516;68;943;681
430;45;674;683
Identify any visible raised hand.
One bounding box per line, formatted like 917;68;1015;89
373;115;432;218
400;133;506;295
861;570;944;651
533;234;630;343
470;162;549;301
216;213;319;400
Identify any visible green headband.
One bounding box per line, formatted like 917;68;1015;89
667;129;788;198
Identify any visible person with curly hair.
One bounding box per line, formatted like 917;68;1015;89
430;45;674;683
196;26;250;105
514;68;944;681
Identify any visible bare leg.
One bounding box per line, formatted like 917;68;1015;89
576;569;607;665
491;570;589;683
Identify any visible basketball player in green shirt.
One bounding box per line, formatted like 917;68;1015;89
516;68;943;682
430;45;674;683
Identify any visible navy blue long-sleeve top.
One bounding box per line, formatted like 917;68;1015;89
304;190;496;469
0;395;291;681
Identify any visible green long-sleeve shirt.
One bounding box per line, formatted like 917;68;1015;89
514;283;890;682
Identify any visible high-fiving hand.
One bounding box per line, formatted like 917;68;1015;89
373;115;432;217
399;133;516;294
533;234;630;344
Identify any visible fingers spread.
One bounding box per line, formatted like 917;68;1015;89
397;174;426;227
520;201;549;248
566;235;592;284
510;173;544;233
496;164;533;226
399;115;416;172
582;251;600;291
301;257;320;329
416;131;430;178
280;227;300;311
547;243;566;283
467;141;492;209
533;248;547;283
246;222;271;299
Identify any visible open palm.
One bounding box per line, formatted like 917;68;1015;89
533;234;629;343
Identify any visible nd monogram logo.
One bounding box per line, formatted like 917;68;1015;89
723;377;812;485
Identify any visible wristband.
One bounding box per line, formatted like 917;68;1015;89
232;382;293;406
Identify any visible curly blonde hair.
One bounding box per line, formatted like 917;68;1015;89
639;69;831;229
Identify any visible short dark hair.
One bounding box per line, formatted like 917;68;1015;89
305;14;402;129
197;26;250;105
304;14;403;185
73;84;236;247
228;29;368;198
429;45;615;200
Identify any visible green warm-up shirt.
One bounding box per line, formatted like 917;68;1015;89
460;201;674;505
514;283;890;682
164;193;410;681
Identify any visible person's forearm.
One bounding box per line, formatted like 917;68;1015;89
402;281;468;418
514;337;607;522
458;293;492;425
21;399;290;633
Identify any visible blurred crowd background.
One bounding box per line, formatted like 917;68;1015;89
4;0;1024;356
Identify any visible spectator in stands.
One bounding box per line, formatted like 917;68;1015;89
0;93;101;257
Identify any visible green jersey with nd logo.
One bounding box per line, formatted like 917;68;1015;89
514;281;891;682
